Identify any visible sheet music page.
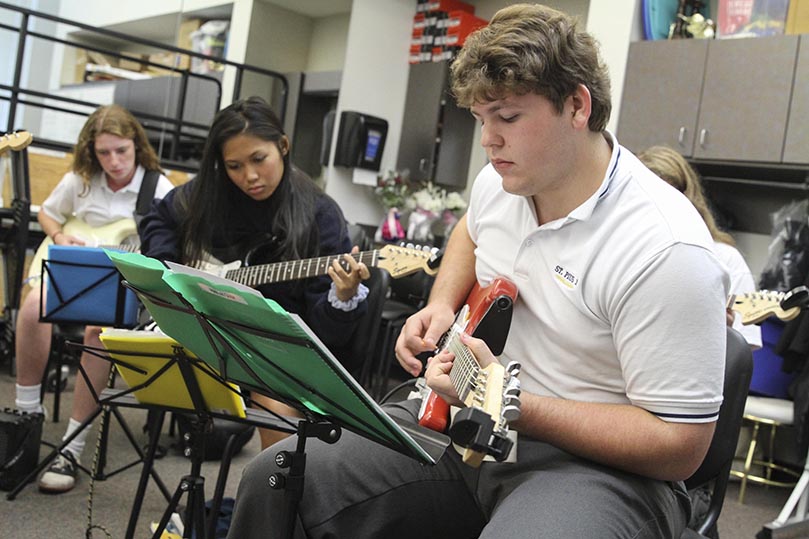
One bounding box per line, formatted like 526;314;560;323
165;260;263;298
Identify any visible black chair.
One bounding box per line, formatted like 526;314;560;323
368;270;435;400
349;266;390;383
347;222;373;251
681;327;754;538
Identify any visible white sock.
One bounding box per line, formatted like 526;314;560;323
15;384;42;414
62;418;88;461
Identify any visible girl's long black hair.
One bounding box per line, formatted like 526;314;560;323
177;96;322;266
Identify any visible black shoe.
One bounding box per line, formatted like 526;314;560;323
38;452;78;493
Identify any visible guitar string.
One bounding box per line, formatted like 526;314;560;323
446;331;479;402
224;248;429;285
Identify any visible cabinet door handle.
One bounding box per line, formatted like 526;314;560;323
419;158;429;173
698;128;708;148
678;127;686;146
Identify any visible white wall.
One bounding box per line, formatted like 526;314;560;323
58;0;187;27
306;14;349;72
1;0;60;132
245;2;312;73
324;0;416;227
585;0;642;133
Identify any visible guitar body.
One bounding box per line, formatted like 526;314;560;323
27;217;139;283
418;277;519;465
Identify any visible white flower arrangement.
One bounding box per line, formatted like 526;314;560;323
406;182;467;215
445;191;468;213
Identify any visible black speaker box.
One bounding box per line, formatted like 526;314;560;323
0;408;43;491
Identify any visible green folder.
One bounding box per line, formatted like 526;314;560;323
106;251;444;464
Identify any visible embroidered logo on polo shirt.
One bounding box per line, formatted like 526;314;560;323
553;265;579;289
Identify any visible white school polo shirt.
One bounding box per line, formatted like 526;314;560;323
466;134;728;423
40;165;174;227
713;241;762;348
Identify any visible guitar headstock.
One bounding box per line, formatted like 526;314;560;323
449;358;521;468
377;243;440;278
729;286;809;325
0;131;33;154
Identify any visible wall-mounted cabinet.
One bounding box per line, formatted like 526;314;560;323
396;60;475;188
618;35;806;165
617;39;707;157
784;37;809;164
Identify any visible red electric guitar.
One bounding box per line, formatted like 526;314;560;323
418;277;521;467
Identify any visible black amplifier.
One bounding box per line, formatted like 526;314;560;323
0;408;43;491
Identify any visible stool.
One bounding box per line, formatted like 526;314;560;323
731;396;801;503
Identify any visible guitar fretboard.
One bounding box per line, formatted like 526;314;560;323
97;243;138;253
446;329;480;403
224;251;381;287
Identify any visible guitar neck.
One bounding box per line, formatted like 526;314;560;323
446;331;480;403
223;250;383;286
99;243;138;252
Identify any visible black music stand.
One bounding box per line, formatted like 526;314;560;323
73;332;297;539
4;350;172;502
39;247;140;328
108;251;450;539
6;248;154;498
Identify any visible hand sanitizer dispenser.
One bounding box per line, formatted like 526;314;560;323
333;111;388;171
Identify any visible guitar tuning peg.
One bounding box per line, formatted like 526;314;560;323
506;361;521;378
504;384;521;399
502;404;521;423
503;395;520;408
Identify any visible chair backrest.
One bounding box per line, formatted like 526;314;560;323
343;266;390;376
347;223;373;252
683;327;754;536
388;270;434;310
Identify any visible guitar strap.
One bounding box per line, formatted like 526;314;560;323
134;169;160;226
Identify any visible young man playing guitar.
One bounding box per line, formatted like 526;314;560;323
14;105;174;493
227;5;728;538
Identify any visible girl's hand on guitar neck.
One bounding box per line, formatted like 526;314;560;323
395;303;456;377
328;246;370;301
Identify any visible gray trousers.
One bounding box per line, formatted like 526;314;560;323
227;400;690;538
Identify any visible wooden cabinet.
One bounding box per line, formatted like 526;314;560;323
618;35;801;164
694;36;798;162
784;36;809;164
396;60;475;188
617;39;708;156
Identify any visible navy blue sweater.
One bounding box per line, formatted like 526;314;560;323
139;179;367;367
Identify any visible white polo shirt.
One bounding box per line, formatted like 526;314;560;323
713;241;762;348
40;165;174;227
466;134;728;424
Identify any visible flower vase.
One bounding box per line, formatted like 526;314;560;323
375;207;405;244
407;208;438;244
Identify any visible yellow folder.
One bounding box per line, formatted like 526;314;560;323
99;328;246;418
